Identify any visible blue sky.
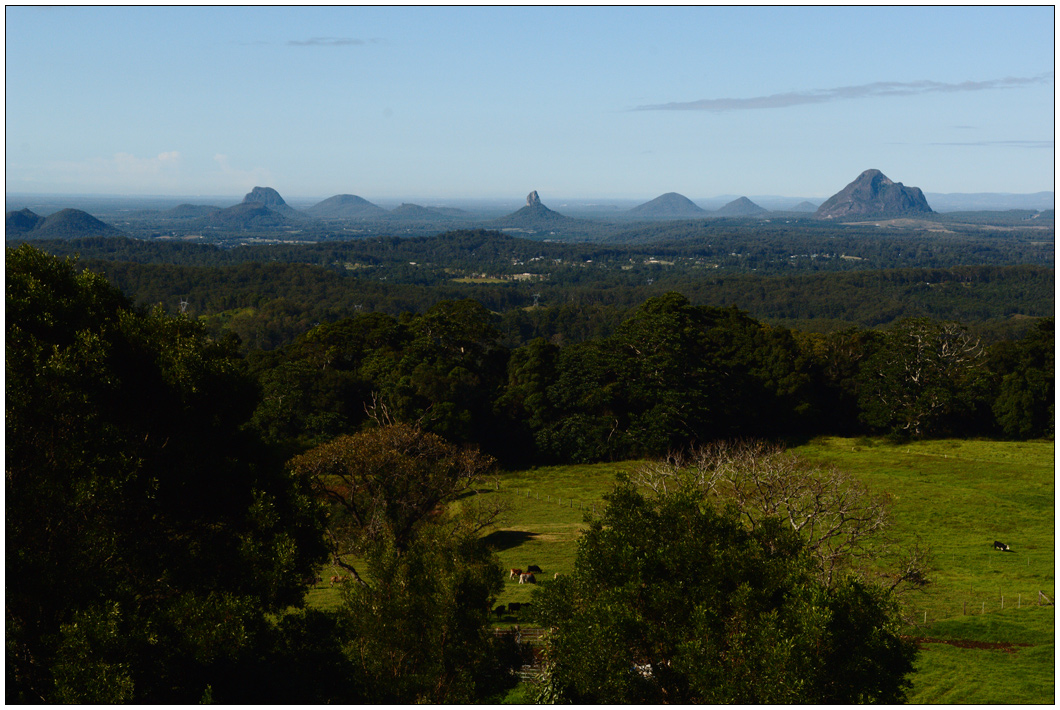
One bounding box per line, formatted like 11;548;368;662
5;5;1054;200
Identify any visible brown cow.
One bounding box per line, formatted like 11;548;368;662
519;572;536;584
509;568;523;581
330;575;345;585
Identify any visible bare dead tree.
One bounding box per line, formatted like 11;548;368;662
635;440;932;591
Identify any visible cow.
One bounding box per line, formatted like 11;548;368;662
520;572;536;584
330;575;345;584
526;564;542;574
993;540;1011;551
507;602;521;612
493;604;507;616
509;568;523;581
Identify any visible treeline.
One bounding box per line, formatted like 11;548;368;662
13;244;1049;350
249;293;1054;467
23;222;1056;275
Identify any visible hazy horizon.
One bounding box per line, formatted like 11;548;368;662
6;7;1054;198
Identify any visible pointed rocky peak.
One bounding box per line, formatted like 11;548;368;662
526;190;541;207
815;170;932;219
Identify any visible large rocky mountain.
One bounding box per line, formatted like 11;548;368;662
6;207;121;239
241;186;302;218
628;192;708;218
714;196;767;217
305;194;388;219
815;169;932;219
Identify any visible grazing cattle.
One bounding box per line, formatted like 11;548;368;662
507;602;521;612
994;540;1011;551
509;568;523;581
493;604;507;616
520;572;536;584
526;564;542;574
330;575;345;584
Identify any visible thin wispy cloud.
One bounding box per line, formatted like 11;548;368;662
287;36;382;47
929;140;1053;149
634;73;1053;112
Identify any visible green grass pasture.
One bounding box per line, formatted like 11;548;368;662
792;437;1054;704
481;461;643;618
304;438;1053;702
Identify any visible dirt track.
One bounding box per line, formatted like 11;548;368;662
913;637;1033;654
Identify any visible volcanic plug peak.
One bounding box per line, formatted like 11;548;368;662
815;169;933;219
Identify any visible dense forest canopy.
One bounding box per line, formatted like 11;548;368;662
13;224;1053;352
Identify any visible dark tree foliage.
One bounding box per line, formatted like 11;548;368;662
521;294;813;462
986;317;1054;439
6;245;327;703
532;481;917;703
288;424;523;703
248;300;512;460
23;232;1052;352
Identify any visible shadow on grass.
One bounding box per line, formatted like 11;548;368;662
483;529;540;551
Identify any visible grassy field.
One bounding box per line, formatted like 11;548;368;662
306;438;1054;703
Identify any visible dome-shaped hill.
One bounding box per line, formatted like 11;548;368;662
714;196;767;217
27;208;122;239
305;194;388;219
6;208;45;235
162;204;221;219
390;203;446;220
629;192;708;218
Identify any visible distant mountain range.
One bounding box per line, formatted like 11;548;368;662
6;171;1053;244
